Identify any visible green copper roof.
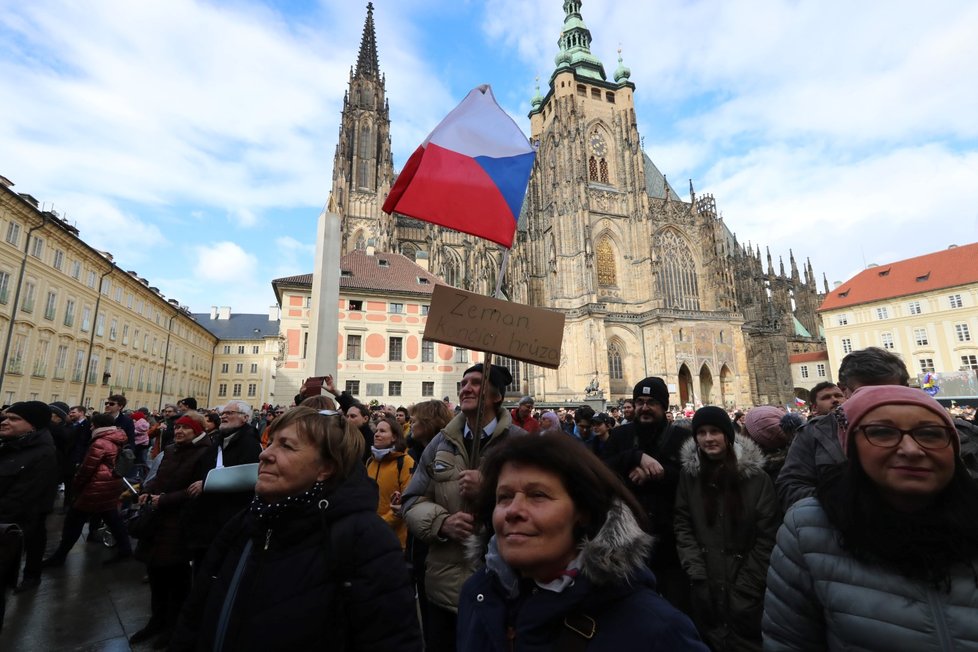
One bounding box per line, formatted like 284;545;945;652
613;50;631;83
793;315;813;338
553;0;606;81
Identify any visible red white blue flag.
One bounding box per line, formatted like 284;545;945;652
382;85;535;248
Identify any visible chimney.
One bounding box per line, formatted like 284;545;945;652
209;306;218;320
415;251;430;271
268;305;280;321
218;306;231;320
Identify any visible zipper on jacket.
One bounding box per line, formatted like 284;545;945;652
506;625;516;652
264;529;272;551
926;588;953;651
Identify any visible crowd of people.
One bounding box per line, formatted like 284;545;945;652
0;346;977;649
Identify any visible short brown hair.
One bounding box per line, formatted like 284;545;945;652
266;407;364;487
300;395;337;411
377;416;406;452
410;399;453;443
108;394;127;408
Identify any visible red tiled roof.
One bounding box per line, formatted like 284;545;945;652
789;351;829;364
819;242;978;311
272;251;446;297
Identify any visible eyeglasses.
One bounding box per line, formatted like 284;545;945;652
105;401;117;406
857;424;955;450
221;411;246;417
274;411;285;416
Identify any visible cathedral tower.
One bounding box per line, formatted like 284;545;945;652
331;3;396;254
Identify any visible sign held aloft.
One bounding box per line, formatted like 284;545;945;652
424;285;564;369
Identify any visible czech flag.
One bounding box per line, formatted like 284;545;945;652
382;85;535;249
794;397;806;407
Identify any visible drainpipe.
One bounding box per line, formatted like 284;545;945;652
80;268;114;407
0;215;47;398
157;312;177;411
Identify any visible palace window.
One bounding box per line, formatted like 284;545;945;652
913;328;929;346
841;338;853;354
907;300;922;315
949;294;963;309
881;332;894;349
955;323;971;342
345;380;360;396
918;358;935;374
422;381;434;397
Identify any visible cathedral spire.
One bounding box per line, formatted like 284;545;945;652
552;1;607;81
354;2;380;80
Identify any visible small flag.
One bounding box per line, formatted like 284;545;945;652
382;85;535;248
794;397;806;407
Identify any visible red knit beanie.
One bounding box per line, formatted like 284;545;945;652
175;415;204;435
841;385;957;453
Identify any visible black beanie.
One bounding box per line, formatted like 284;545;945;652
49;401;70;422
5;401;53;431
463;363;513;398
632;377;669;407
691;406;735;445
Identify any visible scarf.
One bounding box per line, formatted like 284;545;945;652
371;446;394;461
249;480;325;527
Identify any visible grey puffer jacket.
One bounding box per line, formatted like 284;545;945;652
402;408;527;612
764;497;978;651
674;436;779;652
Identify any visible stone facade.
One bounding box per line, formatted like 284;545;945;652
330;2;826;407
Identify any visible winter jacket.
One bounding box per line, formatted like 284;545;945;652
510;408;540;434
774;414;844;512
402;408;527;612
674;436;779;651
601;420;692;568
69;419;93;465
136;438;211;566
169;464;421;652
133;417;150;447
763;497;978;651
0;429;59;524
365;450;415;548
114;412;136;449
458;500;708;651
72;426;127;513
183;424;262;553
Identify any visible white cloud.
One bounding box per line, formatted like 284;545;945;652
193;241;258;283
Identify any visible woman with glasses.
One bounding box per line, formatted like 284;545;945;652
764;385;978;650
170;407;421;652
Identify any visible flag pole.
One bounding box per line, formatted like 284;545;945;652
469;247;511;469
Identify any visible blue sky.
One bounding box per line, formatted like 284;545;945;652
2;0;977;314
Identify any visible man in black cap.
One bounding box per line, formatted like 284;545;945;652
0;402;59;593
402;362;528;652
602;376;692;609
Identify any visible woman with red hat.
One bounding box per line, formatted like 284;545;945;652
764;385;978;649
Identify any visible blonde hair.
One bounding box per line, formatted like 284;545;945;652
299;395;337;411
267;406;363;485
409;400;453;444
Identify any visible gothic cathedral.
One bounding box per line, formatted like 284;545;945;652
329;2;826;407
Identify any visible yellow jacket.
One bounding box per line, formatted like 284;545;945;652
365;450;415;549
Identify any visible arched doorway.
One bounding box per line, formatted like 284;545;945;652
677;364;693;407
720;364;734;407
699;364;713;405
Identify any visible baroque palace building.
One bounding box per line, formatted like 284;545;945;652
329;2;827;407
0;175;216;408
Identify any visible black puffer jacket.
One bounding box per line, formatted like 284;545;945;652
0;429;59;523
170;464;422;652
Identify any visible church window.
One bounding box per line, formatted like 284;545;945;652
596;236;617;287
443;252;460;287
358;161;370;188
496;356;520;393
401;243;418;261
354;231;366;250
588;156;598;182
359;124;372;159
656;230;701;311
591;88;601;100
605;92;615;103
607;343;623;380
577;84;586;97
599;158;609;184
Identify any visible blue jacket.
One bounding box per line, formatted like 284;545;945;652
458;500;707;651
764;498;978;651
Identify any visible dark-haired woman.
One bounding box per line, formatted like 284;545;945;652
674;406;779;651
365;416;415;549
170;407;421;651
764;385;978;650
458;432;707;651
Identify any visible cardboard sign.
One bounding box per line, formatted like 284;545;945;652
424;285;565;369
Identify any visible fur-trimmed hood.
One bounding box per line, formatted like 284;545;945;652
679;434;766;479
466;498;653;593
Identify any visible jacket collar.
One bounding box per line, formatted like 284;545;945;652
679;434;766;478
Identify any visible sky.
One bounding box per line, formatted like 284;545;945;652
2;0;977;314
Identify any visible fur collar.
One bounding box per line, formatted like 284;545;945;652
679;434;766;479
466;498;653;588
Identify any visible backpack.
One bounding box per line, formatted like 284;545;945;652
113;443;136;477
